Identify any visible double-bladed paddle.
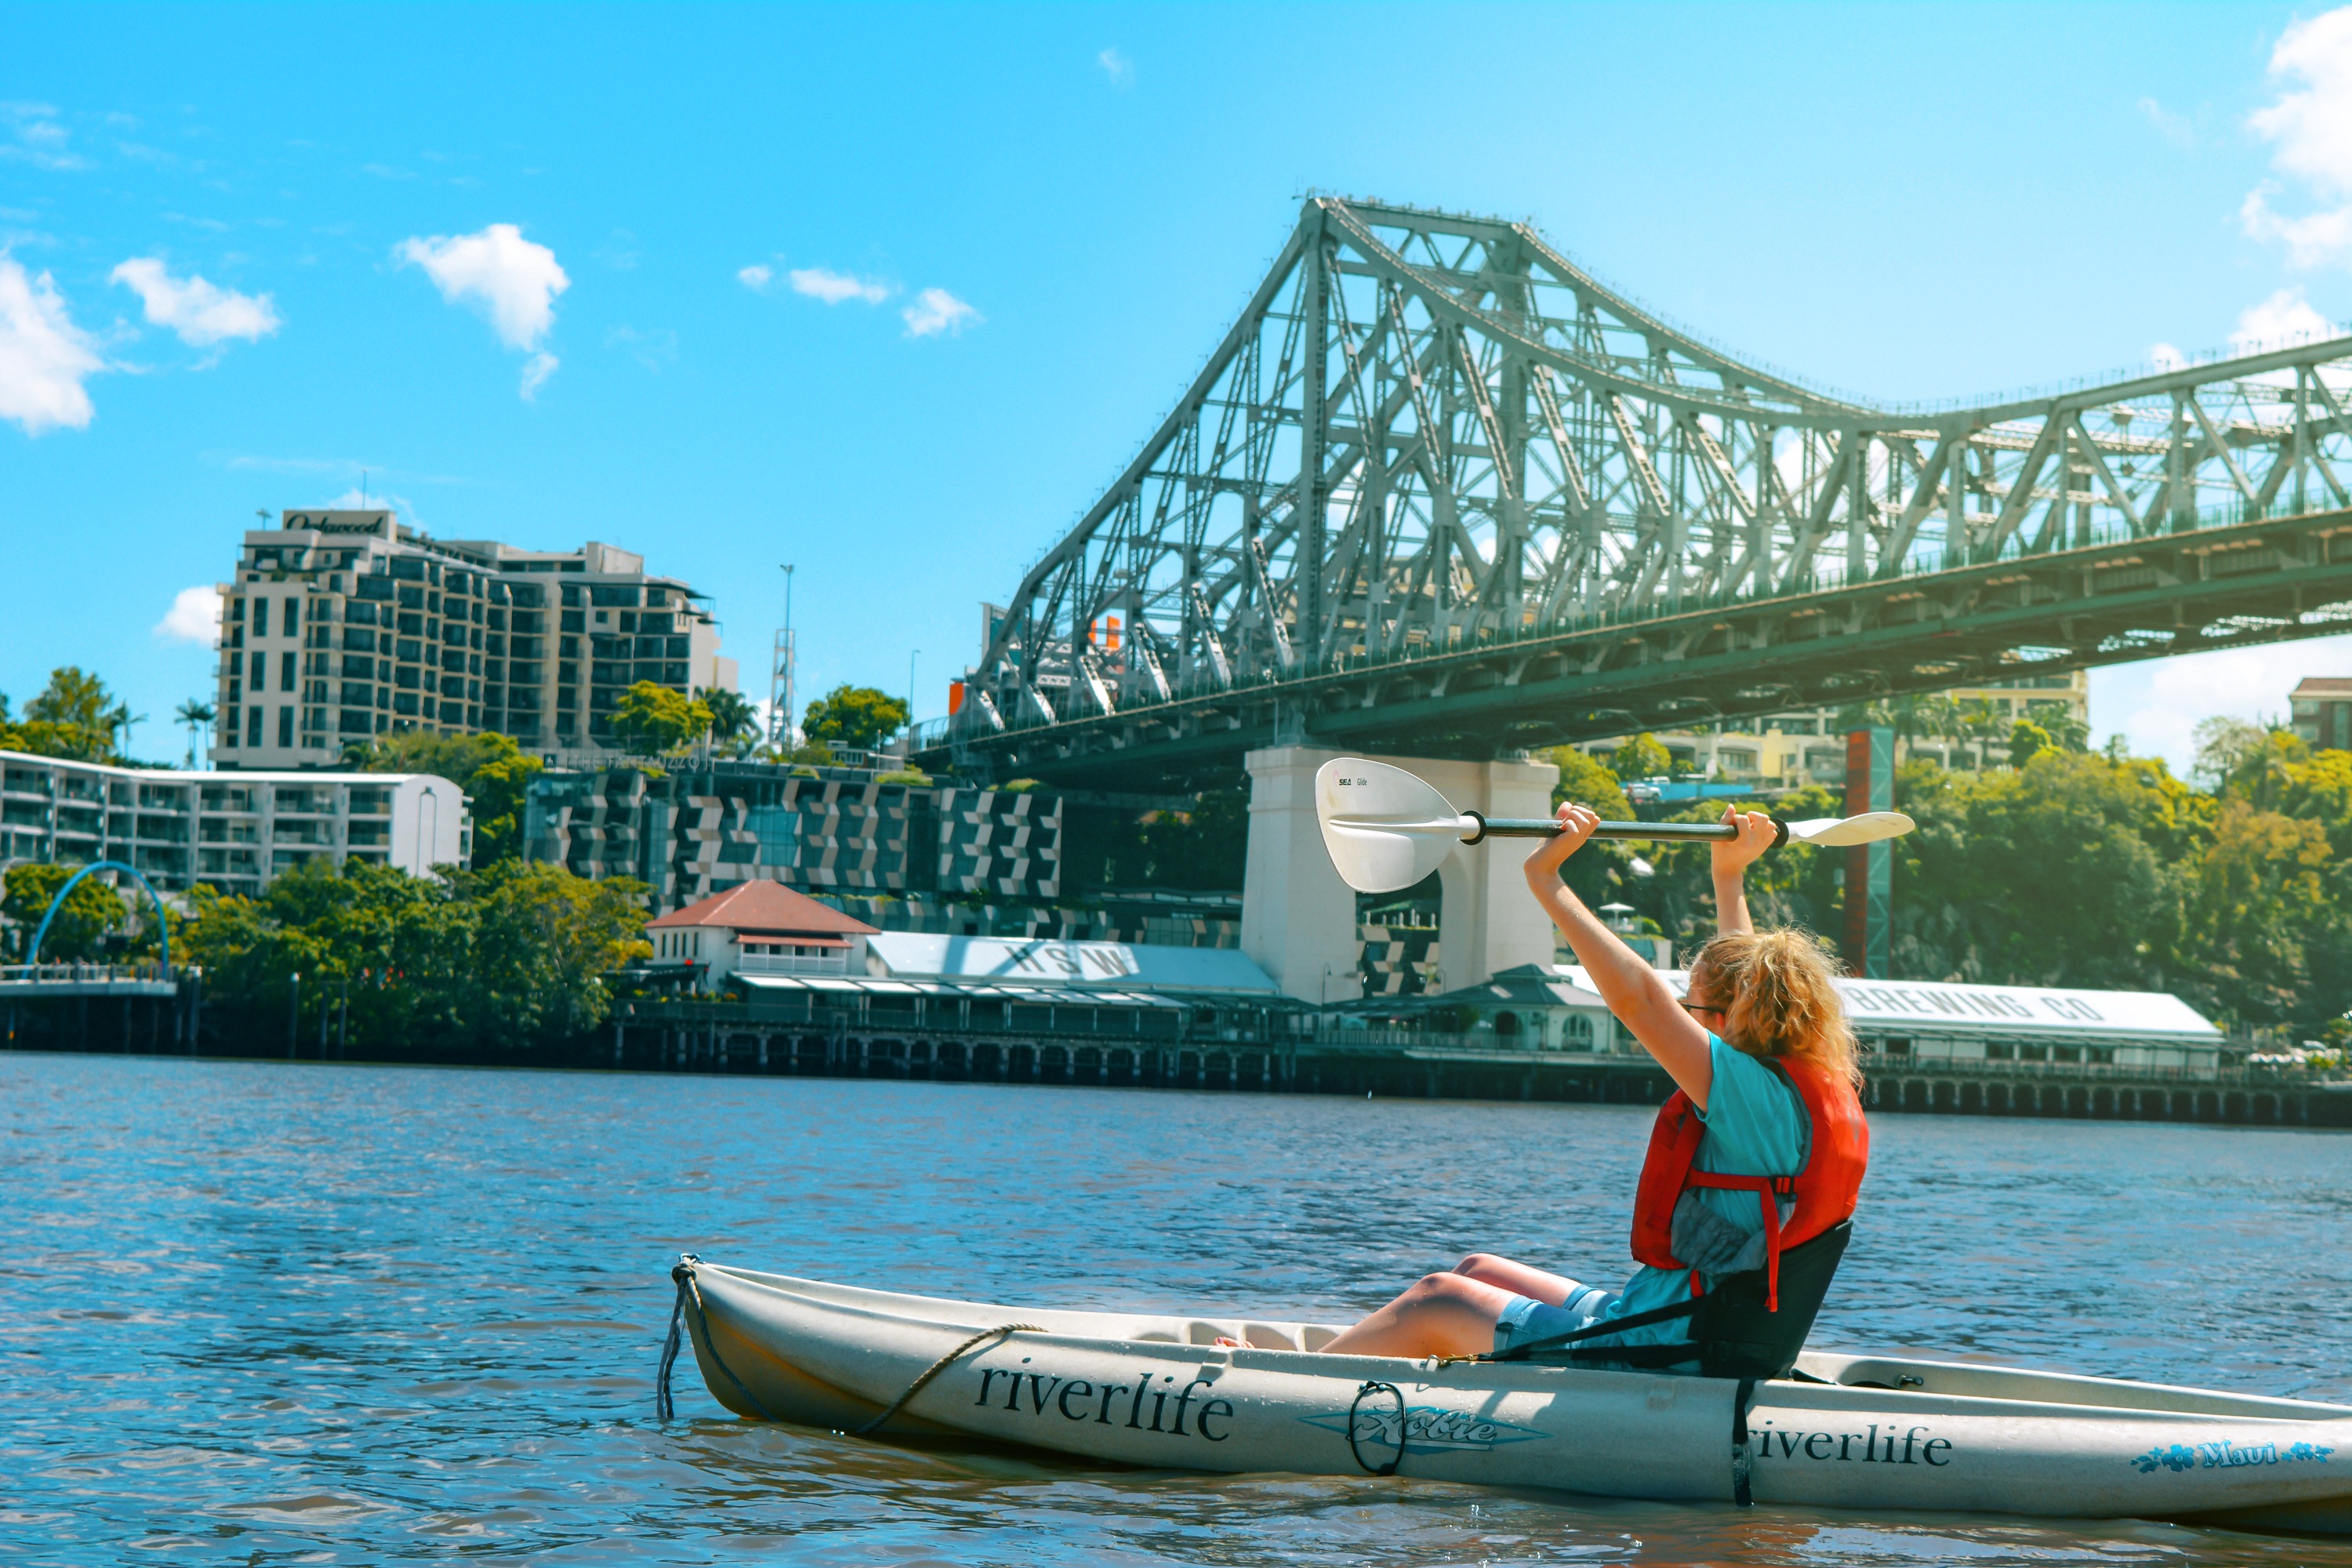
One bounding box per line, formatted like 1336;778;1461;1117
1315;757;1915;895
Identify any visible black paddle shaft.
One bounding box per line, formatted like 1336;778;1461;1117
1465;812;1792;850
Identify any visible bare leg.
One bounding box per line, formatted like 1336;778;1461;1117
1319;1271;1520;1359
1452;1252;1580;1307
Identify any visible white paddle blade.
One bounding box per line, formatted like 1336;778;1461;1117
1315;758;1475;893
1783;811;1916;848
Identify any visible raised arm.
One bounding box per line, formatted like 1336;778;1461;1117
1711;807;1777;937
1523;804;1715;1108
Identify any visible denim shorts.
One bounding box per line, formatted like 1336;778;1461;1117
1492;1281;1620;1356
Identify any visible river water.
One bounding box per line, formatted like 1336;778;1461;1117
5;1052;2350;1566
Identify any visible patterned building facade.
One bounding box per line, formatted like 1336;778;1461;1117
522;761;1058;914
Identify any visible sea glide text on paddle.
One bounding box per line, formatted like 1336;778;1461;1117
974;1359;1234;1441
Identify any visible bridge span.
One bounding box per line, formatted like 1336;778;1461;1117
919;196;2352;791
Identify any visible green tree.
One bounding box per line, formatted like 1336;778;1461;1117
1541;746;1634;819
611;681;713;753
180;859;651;1054
1609;732;1673;782
2008;719;2056;768
803;684;910;751
2;667;122;761
1;863;128;961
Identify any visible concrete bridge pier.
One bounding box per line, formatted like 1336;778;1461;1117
1240;746;1559;1004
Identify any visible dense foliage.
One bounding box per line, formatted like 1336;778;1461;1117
180;860;653;1054
612;681;714;753
0;667;130;763
0;862;138;961
1550;726;2352;1042
1064;789;1249;894
801;684;909;751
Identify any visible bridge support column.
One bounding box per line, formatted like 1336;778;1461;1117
1241;746;1557;1004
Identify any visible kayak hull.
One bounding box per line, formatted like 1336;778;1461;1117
675;1261;2352;1532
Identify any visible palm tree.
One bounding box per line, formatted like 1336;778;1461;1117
109;702;147;764
175;699;216;769
697;687;758;757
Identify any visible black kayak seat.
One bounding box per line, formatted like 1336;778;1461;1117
1487;1220;1854;1381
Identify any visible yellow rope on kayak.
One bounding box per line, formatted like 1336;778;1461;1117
856;1323;1045;1437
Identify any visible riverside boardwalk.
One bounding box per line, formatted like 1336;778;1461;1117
612;993;2352;1128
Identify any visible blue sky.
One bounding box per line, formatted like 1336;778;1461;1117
5;2;2351;771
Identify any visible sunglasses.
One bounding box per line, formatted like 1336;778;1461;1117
1679;997;1725;1017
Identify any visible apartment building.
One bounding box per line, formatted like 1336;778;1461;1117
212;510;737;771
0;751;467;895
1576;672;2091;789
2292;677;2352;752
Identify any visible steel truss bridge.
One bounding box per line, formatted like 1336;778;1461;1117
920;196;2352;789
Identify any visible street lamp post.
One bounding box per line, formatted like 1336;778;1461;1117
288;972;300;1058
907;648;920;750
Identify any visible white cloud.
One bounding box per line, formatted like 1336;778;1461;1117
395;222;568;349
2149;341;2187;372
2252;11;2352;193
738;263;772;291
154;584;221;644
396;223;568;397
2090;633;2352;774
789;266;890;305
2137;96;2195;149
902;286;980;339
0;254;103;434
109;256;280;347
2230;287;2335;352
1098;47;1134;88
0;103;84;171
2245;9;2352;263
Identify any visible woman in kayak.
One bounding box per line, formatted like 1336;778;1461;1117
1321;802;1866;1364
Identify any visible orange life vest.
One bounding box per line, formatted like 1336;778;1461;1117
1630;1053;1867;1311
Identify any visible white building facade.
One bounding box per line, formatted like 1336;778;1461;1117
213;510;735;771
0;751;468;894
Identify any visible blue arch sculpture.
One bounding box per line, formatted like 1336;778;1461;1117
24;860;172;967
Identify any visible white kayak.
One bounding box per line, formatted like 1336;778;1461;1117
662;1258;2352;1537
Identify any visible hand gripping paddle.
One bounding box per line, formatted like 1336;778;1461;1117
1315;757;1915;895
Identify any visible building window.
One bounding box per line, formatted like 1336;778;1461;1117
280;651;297;691
278;706;294;749
285;597;300;639
249;706;264;747
253;598;270;637
251;650;267;688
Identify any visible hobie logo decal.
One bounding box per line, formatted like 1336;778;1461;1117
2132;1439;2333;1474
1300;1405;1547;1453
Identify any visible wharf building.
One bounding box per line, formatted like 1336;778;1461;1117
212;510;734;771
0;750;467;895
617;934;2343;1126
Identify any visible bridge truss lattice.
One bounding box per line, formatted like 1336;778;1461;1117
934;197;2352;787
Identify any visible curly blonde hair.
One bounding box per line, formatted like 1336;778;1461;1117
1691;928;1859;1085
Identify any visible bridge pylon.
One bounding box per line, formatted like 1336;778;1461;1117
1242;747;1558;1004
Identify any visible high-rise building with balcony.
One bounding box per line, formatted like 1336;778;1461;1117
212;510;736;770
